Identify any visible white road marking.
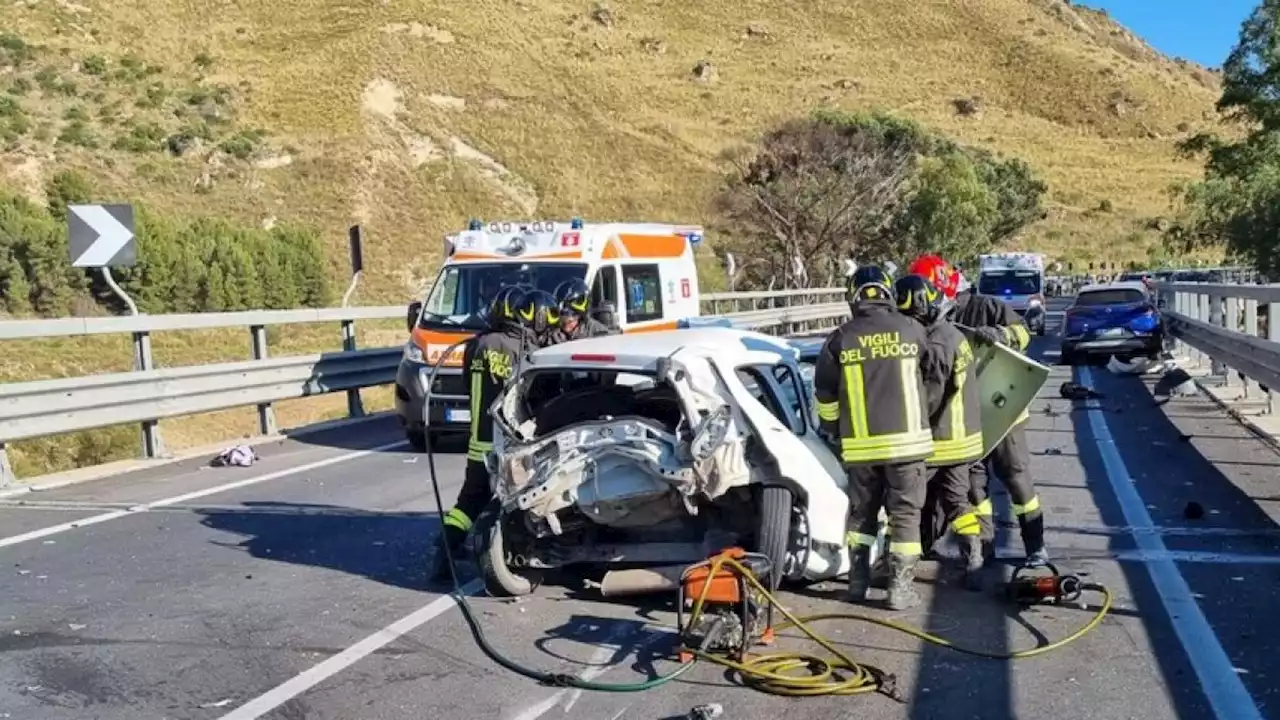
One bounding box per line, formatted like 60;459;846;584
0;440;407;549
993;547;1280;565
1079;365;1263;720
509;624;660;720
218;580;482;720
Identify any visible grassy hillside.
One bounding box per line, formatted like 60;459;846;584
0;0;1225;475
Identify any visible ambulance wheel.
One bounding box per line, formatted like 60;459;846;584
475;506;541;597
756;485;794;592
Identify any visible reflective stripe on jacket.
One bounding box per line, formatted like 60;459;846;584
813;299;934;465
463;327;529;461
921;321;983;465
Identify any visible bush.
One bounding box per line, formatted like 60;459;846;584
1;175;333;318
56;119;98;147
81;54;108;75
111;121;167;153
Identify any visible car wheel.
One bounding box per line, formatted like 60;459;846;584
475;506;542;597
756;485;794;592
407;429;428;453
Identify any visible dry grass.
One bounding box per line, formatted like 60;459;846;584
0;0;1227;474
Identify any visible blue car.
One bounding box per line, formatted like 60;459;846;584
1059;282;1162;365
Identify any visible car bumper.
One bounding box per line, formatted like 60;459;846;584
394;360;471;433
1062;332;1161;356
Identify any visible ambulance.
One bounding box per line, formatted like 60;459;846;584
976;252;1047;336
394;218;705;451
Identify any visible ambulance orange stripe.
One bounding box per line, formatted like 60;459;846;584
624;320;679;333
618;234;686;259
411;327;473;367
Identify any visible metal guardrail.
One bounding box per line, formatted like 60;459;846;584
1154;281;1280;409
0;288;849;483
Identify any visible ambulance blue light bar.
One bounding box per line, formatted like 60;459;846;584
571;217;584;229
468;218;482;231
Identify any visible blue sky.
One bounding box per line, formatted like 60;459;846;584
1077;1;1257;67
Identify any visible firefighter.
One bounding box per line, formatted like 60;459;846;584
549;278;613;342
906;254;1048;568
894;273;986;590
518;288;561;347
431;285;534;581
814;265;934;610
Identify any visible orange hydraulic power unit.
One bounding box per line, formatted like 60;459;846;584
676;548;776;663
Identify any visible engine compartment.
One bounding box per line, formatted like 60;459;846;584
491;364;753;538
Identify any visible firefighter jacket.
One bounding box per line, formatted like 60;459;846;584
813;299;934;466
547;315;613;344
952;290;1032;424
463;326;532;462
921;320;983;466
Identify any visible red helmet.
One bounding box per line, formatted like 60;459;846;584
907;254;960;299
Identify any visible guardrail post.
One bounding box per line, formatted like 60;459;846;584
132;330;164;458
1270;301;1279;415
250;325;277;435
341;319;365;418
1224;297;1240;386
1209;293;1227;378
1194;293;1209;367
0;443;14;489
1244;299;1259;398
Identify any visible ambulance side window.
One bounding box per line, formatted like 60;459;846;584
591;265;619;309
622;264;663;322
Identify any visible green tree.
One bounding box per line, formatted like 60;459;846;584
898;151;1000;263
1167;0;1280;275
716;109;1046;288
0;249;32;314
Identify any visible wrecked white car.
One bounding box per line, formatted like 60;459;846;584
475;327;856;597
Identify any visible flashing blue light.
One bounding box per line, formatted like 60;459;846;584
468;218;482;231
571;217;584;229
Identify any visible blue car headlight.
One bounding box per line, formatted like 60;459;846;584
1129;312;1158;333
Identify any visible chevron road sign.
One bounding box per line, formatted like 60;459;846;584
68;203;136;267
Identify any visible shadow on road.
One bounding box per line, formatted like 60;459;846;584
1065;361;1280;718
195;501;438;591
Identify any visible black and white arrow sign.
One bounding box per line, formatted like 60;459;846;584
68;204;136;268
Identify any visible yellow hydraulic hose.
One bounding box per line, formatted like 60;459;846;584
679;554;1113;699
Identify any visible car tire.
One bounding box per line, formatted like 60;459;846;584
407;429;428;453
475;505;541;597
756;485;794;592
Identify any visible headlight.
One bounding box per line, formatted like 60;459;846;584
403;341;424;363
1027;297;1043;308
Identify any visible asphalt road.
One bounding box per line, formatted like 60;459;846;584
3;310;1279;720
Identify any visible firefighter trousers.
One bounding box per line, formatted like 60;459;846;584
920;461;984;550
846;460;927;558
968;421;1046;555
441;459;494;545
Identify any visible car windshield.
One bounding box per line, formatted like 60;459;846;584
978;270;1041;295
1075;289;1146;306
419;262;588;330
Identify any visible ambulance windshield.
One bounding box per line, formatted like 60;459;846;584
978;270;1041;296
419;262;589;330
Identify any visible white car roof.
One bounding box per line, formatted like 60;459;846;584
1077;281;1149;295
529;327;798;370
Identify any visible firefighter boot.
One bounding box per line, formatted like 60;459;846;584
960;534;984;592
1019;512;1049;568
845;548;873;602
430;524;468;583
886;553;921;611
